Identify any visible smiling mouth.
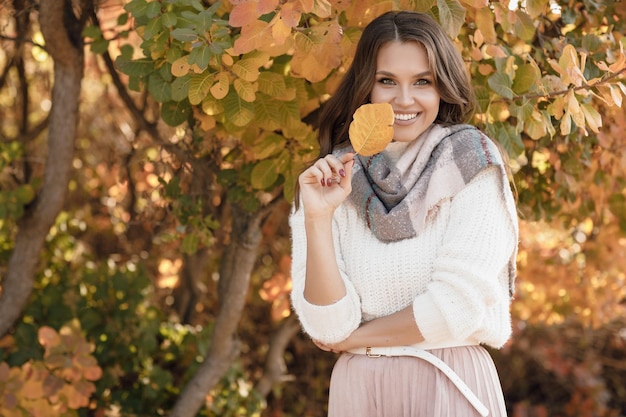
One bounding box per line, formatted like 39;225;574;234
394;113;418;121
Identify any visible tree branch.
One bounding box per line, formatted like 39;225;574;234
499;66;626;104
254;315;300;398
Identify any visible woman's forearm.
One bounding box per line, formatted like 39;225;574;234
334;306;425;351
303;216;347;305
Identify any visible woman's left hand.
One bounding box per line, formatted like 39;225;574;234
313;339;350;354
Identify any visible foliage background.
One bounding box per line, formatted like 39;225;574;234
0;0;625;416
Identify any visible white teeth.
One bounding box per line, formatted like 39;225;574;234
394;113;417;121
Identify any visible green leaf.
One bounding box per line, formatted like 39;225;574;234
488;72;514;99
487;122;524;156
474;86;491;113
171;28;198;43
224;90;255;127
148;74;172;103
15;185;35;204
188;72;213;105
124;0;148;17
82;25;102;39
234;79;256;103
514;10;536;41
181;233;199;255
146;2;162;19
251;134;286;160
251;159;280;190
254;95;281;131
144;15;163;39
115;56;155;77
117;12;129;26
162;12;178;28
161;100;191;126
90;38;110;55
513;63;540;94
257;72;288;98
171;75;191;102
194;9;214;33
436;0;466;38
188;44;211;71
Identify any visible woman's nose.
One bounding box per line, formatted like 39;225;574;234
394;86;414;106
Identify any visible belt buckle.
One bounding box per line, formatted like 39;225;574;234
365;347;382;358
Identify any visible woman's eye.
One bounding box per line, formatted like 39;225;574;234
378;78;395;85
415;79;431;86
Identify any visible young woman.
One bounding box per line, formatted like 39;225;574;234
290;10;519;416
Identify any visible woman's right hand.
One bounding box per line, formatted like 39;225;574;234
298;152;355;218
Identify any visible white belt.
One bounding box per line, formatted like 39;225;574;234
347;344;489;417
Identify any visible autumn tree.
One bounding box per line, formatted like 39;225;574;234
1;0;625;416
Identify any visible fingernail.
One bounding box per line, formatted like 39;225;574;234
339;169;346;177
321;179;325;187
326;178;333;186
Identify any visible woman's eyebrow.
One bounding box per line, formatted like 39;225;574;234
375;70;433;77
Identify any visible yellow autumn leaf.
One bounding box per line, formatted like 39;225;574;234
210;72;229;100
581;103;602;133
348;103;394;156
171;56;191;77
475;7;496;44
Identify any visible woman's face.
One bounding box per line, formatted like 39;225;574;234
370;41;441;143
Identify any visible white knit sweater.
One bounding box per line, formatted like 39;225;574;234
289;167;518;348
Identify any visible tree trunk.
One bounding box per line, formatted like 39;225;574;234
0;0;84;337
169;204;267;417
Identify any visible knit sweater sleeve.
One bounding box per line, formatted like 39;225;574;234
289;205;363;344
412;166;517;347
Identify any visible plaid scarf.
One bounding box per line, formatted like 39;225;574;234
337;123;518;295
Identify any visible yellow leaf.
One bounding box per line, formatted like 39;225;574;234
348;103;395;156
221;53;234;66
210;72;229;100
461;0;488;6
560;112;572;135
475;7;496;44
610;84;623;107
234;78;257;102
272;17;292;44
566;90;584;128
524;110;547;140
233;20;271;55
558;44;586;86
193;108;217;131
171;56;191;77
233;59;261;82
485;44;507;58
581;103;602;133
290;21;343;82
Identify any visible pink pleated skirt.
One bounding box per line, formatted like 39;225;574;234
328;345;507;417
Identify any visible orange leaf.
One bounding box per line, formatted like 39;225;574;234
233;21;271;55
229;2;258;27
258;0;279;14
348;103;395;156
38;327;61;349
